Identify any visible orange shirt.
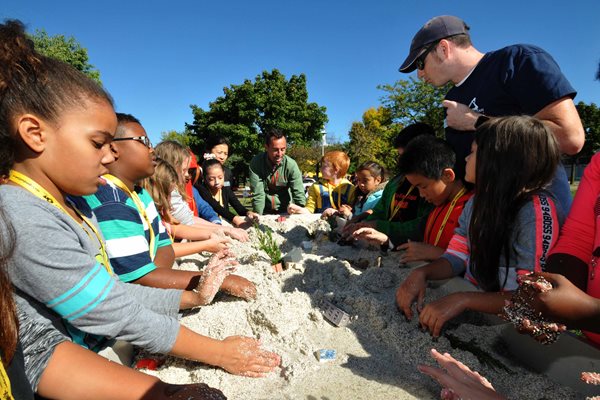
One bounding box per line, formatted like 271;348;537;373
423;190;473;250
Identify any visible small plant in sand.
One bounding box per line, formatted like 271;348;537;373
253;222;282;270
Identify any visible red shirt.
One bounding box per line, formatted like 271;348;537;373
423;190;473;250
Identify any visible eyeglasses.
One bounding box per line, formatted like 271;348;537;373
112;136;153;148
415;41;439;71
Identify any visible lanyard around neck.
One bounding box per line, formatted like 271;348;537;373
103;174;156;259
9;170;112;275
327;182;344;210
389;177;415;221
425;186;467;246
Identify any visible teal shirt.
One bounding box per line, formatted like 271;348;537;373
249;153;306;214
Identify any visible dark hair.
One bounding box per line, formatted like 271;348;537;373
469;116;560;291
205;135;230;153
0;20;113;178
398;136;455;180
0;206;17;366
393;122;435;149
202;158;224;177
263;127;286;145
115;112;141;138
356;161;385;180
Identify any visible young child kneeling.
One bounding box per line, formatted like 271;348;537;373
288;150;356;217
354;136;472;263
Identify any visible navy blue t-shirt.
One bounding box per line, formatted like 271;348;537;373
445;44;576;180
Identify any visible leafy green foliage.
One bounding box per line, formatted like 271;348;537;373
378;77;450;137
30;29;101;84
160;130;194;147
346;107;400;174
253;223;282;265
187;69;328;182
575;101;600;159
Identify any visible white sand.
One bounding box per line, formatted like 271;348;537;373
139;215;577;399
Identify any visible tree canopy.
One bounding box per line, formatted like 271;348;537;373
377;77;450;137
30;29;101;84
574;101;600;161
187;69;328;181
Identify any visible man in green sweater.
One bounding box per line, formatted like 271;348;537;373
249;128;306;214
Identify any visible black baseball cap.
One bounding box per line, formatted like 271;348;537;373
399;15;470;73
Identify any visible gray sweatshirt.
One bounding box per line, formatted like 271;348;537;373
1;185;182;355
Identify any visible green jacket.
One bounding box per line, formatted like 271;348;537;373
249;153;306;214
366;175;432;245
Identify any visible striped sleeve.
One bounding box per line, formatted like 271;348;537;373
440;197;473;277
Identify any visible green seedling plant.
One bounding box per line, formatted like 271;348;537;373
253;222;282;265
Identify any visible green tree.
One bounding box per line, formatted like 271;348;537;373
377;77;450;136
347;107;400;174
30;29;101;84
187;69;328;182
160;130;193;147
575;101;600;159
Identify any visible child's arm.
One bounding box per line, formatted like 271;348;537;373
170;326;280;377
396;258;455;321
418;291;512;338
397;241;445;263
38;340;227;400
171;235;231;257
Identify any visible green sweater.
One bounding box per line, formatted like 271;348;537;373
249;153;306;214
366;175;432;244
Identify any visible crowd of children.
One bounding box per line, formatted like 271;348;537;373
1;16;599;400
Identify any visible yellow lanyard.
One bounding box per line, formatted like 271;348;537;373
389;178;415;221
8;170;112;275
327;182;344;210
425;187;467;246
103;174;156;259
0;355;14;400
212;188;224;207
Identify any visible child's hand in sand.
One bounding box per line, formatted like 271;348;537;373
352;227;389;246
219;336;281;377
195;251;238;305
203;234;231;253
337;204;353;218
221;274;257;301
224;227;249;242
398;241;444;263
320;207;338;219
287;203;307;214
396;267;428;321
418;349;504;400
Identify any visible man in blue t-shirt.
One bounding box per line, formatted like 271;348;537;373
398;15;584;213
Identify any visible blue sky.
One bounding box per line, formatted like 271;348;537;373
3;1;600;145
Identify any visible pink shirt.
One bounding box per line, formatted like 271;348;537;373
549;152;600;344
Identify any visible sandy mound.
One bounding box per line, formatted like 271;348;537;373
139;214;577;400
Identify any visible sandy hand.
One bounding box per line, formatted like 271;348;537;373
219;336;281;377
352;227;388;246
395;268;427;321
195;251;238;305
221;274;257;301
225;227;249;242
204;234;232;253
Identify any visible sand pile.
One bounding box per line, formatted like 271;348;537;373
139;214;577;400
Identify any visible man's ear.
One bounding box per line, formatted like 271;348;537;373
441;168;456;183
16;114;47;153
